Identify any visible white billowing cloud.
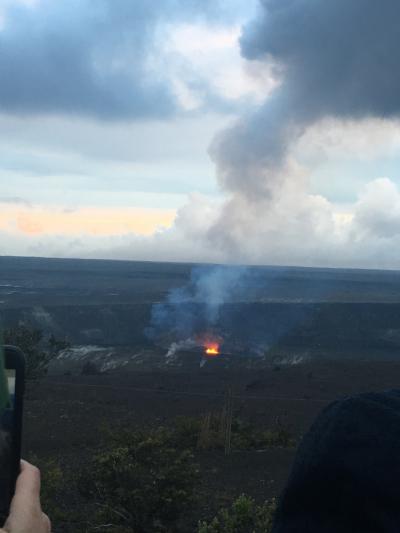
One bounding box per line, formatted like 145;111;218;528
295;118;400;165
351;179;400;240
0;193;224;263
162;22;278;109
3;177;400;270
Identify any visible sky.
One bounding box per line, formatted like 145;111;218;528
2;0;400;269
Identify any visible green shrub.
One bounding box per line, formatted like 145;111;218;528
79;427;200;532
231;418;295;450
159;415;202;450
3;326;69;379
168;414;295;452
260;423;294;448
28;455;67;524
198;494;277;533
28;416;286;532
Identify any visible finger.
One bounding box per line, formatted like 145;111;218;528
9;460;41;512
42;512;51;532
15;460;41;498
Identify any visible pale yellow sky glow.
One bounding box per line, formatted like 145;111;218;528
0;206;176;236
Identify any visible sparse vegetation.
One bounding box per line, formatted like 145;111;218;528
172;414;295;452
232;417;295;450
28;455;67;525
3;326;69;379
26;414;288;532
78;426;200;532
198;494;277;533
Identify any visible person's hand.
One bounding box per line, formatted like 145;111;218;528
0;460;51;533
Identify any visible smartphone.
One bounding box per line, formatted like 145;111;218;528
0;346;25;523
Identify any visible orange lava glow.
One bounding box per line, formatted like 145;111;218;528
205;343;220;356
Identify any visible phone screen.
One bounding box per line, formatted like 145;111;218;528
0;366;15;516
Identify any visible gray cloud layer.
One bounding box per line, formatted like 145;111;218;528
0;0;234;119
242;0;400;119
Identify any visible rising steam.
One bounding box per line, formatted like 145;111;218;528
148;265;248;342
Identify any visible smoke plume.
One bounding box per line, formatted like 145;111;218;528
213;0;400;196
148;265;248;342
207;0;400;261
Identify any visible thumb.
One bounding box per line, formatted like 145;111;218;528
2;460;44;532
10;460;41;513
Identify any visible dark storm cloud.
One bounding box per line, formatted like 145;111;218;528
211;0;400;197
241;0;400;118
0;0;231;119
